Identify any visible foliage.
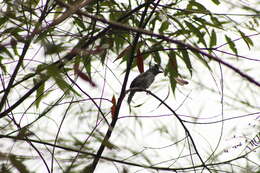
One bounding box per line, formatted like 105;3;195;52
0;0;259;172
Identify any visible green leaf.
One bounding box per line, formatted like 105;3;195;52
238;30;254;49
159;21;169;34
225;35;238;54
185;21;206;46
34;78;45;108
73;17;86;30
187;0;208;11
0;56;7;74
9;155;30;173
0;17;8;27
0;45;14;60
166;51;178;95
44;42;66;55
179;46;192;76
47;65;80;96
191;50;212;71
11;38;19;56
210;29;217;47
211;0;220;5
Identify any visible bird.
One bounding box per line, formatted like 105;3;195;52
127;64;163;104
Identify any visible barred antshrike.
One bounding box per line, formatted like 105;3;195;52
127;64;162;104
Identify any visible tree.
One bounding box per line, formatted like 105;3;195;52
0;0;259;172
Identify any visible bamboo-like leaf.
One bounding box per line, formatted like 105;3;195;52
159;21;169;34
210;29;217;47
47;65;80;96
179;47;192;76
9;155;30;173
238;30;254;49
136;48;144;73
167;52;178;95
34;78;45;108
211;0;220;5
111;95;116;119
74;63;97;87
185;21;206;46
225;35;238;54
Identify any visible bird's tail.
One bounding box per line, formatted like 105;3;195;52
127;91;135;104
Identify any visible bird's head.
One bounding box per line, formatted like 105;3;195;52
149;64;163;75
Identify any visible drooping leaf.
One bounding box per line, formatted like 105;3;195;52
159;21;169;34
74;63;97;87
166;51;178;95
175;77;189;86
0;55;7;74
187;0;208;11
179;46;192;76
225;35;238;54
185;21;206;46
211;0;220;5
34;78;45;108
111;95;116;119
47;65;80;96
210;29;217;48
73;17;86;30
136;48;144;73
191;50;212;71
238;30;254;49
44;42;66;55
115;44;132;62
9;155;30;173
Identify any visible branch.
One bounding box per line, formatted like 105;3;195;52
74;8;260;87
127;88;212;172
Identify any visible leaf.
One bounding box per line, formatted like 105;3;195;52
9;155;30;173
111;95;116;119
210;29;217;48
47;65;80;96
185;21;206;46
136;48;144;73
159;21;169;34
0;55;7;74
0;16;8;27
114;44;132;62
166;52;178;95
179;46;192;76
174;77;189;86
238;30;254;49
74;63;96;87
73;17;86;30
225;35;238;54
34;78;45;108
44;42;66;55
191;50;212;71
114;42;142;62
211;0;220;5
187;1;208;11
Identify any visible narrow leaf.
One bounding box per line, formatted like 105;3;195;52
179;47;192;76
74;63;97;87
111;95;116;119
47;65;80;96
167;52;178;95
136;48;144;73
114;45;132;62
238;30;254;49
34;78;45;108
225;35;238;54
185;21;206;46
9;155;30;173
211;0;220;5
210;29;217;47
